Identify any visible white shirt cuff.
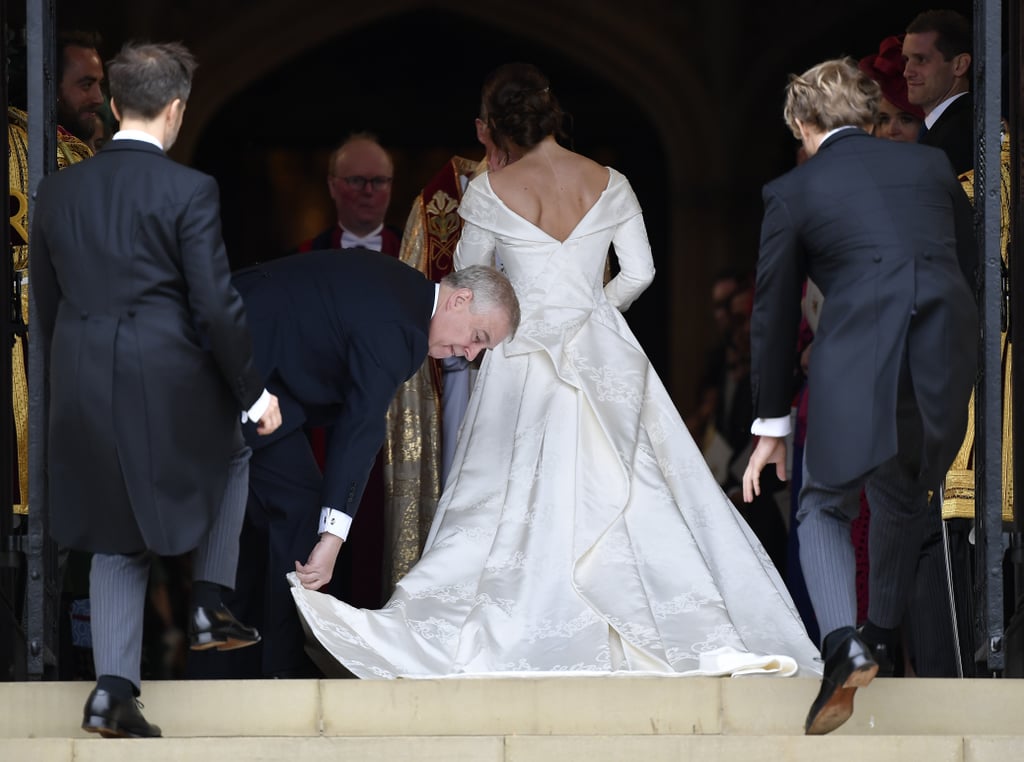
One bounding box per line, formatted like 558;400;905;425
318;508;353;540
750;415;792;438
241;389;271;424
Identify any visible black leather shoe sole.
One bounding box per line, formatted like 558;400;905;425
804;660;878;735
82;716;162;739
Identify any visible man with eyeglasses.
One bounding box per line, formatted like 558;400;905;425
296;132;402;256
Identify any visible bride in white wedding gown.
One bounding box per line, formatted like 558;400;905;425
289;63;820;679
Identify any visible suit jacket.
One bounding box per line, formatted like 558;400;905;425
750;128;977;488
233;248;435;517
31;138;264;555
921;93;973;176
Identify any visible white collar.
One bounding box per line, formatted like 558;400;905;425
925;91;968;130
112;130;164;150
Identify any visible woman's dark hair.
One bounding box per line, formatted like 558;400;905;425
480;62;567;152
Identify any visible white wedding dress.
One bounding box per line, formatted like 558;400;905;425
289;168;821;678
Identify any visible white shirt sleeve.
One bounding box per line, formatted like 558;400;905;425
750;415;792;437
240;388;271;424
318;508;353;541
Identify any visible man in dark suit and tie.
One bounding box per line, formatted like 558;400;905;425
219;250;520;678
903;9;973;174
32;42;282;737
742;57;976;735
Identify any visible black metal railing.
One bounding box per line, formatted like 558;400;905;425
1;0;61;680
0;0;27;684
23;0;61;680
1005;0;1024;678
972;0;1006;675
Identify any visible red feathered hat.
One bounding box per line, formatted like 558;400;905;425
858;35;925;120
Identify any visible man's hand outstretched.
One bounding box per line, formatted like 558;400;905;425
294;533;343;590
742;435;787;503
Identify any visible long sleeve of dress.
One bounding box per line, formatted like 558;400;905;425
454;219;497;270
603;209;655;312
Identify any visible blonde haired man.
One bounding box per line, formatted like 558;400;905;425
743;57;976;735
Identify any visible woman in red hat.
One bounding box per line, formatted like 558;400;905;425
859;35;926;143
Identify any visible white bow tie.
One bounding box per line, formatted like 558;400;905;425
341;228;383;252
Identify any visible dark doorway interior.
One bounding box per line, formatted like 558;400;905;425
192;8;670;375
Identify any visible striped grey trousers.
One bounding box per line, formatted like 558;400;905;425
90;441;251;688
796;450;933;644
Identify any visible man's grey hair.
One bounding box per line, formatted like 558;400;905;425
443;265;521;337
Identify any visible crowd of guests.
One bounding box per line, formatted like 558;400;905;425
9;4;1009;741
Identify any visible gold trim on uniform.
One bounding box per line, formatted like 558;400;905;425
942;129;1013;523
8;107;93;514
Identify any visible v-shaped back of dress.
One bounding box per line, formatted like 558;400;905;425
486;167;612;244
462;169;645;319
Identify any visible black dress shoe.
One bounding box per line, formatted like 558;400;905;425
189;602;261;651
804;630;879;735
82;687;162;738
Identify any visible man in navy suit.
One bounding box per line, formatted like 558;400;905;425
742;58;975;735
33;42;282;737
903;9;973;174
222;250;520;677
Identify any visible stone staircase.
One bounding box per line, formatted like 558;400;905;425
2;676;1023;761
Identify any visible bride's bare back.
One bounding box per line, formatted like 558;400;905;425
488;136;610;243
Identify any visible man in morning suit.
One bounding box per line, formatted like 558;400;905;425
903;9;973;174
31;42;282;737
742;58;976;735
223;251;520;678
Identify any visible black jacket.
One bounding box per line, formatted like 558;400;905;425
32;139;263;554
751;128;976;487
921;93;974;176
234;248;434;517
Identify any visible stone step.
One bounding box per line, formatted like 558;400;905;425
2;676;1023;762
2;734;1023;762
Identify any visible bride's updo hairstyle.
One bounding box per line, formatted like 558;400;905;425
480;62;566;153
